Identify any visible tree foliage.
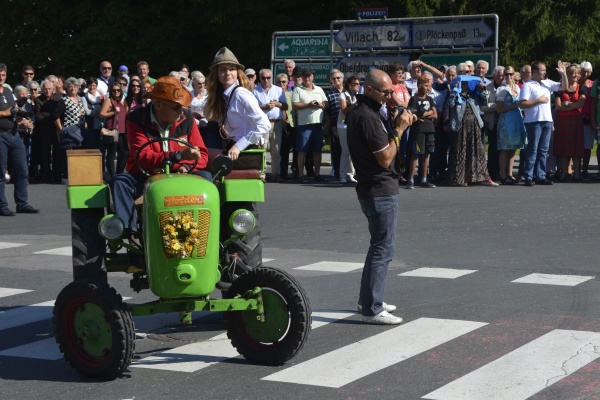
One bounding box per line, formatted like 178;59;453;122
1;0;599;81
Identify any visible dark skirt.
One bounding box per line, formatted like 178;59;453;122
448;105;490;185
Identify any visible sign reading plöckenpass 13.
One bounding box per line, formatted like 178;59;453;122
412;20;493;47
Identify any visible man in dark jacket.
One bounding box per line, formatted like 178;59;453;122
346;69;414;324
0;63;39;216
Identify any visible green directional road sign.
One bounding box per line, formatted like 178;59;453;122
274;35;331;59
273;62;332;86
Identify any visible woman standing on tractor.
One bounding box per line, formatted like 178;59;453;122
204;47;270;167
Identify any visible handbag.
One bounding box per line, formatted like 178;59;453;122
101;126;118;137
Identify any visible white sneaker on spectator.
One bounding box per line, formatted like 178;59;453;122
362;310;403;325
347;175;357;183
5;172;10;183
357;302;397;313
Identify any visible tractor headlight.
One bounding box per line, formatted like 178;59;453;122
229;209;255;235
98;214;125;240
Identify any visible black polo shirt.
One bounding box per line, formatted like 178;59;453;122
0;87;16;131
346;94;398;198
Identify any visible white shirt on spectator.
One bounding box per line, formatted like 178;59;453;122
223;83;270;151
253;84;286;120
519;79;561;123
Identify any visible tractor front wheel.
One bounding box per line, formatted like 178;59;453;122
224;267;311;365
53;281;135;380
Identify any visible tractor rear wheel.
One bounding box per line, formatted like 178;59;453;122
53;281;135;380
224;267;311;365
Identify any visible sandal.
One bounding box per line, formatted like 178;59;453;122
297;176;309;183
314;175;329;182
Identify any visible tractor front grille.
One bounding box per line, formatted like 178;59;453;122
158;210;210;258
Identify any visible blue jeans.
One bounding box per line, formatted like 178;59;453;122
523;121;552;180
110;170;213;231
0;129;29;210
296;124;323;153
358;194;398;316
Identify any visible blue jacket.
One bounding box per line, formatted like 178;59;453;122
446;92;487;133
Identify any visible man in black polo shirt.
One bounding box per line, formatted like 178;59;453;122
0;63;39;216
346;69;414;325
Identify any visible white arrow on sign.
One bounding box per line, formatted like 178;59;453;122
412;20;493;47
278;43;289;52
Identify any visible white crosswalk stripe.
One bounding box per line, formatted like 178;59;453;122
0;242;27;250
0;287;32;298
423;329;600;400
33;247;72;256
262;318;488;388
512;273;595;286
131;309;355;372
0;337;62;360
399;267;477;279
0;300;55;331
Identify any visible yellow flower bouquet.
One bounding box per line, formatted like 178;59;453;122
161;212;200;258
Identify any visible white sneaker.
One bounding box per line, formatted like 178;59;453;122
357;302;397;313
340;177;348;184
362;310;403;325
347;175;357;183
5;172;10;183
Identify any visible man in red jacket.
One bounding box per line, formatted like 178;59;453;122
110;76;209;233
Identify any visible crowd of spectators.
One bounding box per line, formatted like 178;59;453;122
2;57;599;188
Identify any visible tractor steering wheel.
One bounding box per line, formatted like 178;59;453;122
135;137;199;177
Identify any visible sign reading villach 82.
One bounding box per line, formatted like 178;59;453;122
335;24;411;49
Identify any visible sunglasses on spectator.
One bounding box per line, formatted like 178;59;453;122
131;85;140;88
102;67;112;70
111;89;121;93
277;80;288;84
504;72;514;76
370;86;393;96
260;76;272;80
23;72;34;76
30;88;39;91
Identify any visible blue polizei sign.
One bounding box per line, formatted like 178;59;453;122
356;8;388;20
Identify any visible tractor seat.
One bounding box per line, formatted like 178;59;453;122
206;148;263;180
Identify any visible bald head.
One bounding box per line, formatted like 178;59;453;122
364;69;392;104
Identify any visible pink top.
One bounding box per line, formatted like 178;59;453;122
105;99;127;133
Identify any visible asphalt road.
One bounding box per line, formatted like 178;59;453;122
0;174;599;400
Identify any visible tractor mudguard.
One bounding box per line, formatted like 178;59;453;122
66;185;110;209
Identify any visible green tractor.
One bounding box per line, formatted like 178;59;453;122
53;139;312;380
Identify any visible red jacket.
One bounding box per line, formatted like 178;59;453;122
125;105;208;175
